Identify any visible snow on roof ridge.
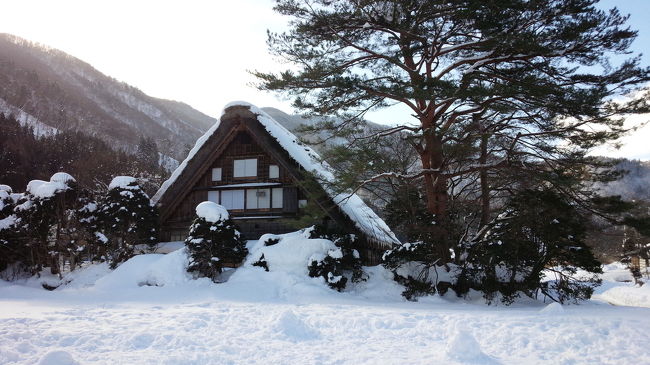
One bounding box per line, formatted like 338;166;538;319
153;101;399;247
152;117;223;203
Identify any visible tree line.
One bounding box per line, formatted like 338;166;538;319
0;173;158;282
0;113;169;196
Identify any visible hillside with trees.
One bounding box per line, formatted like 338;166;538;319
0;113;166;196
0;33;217;160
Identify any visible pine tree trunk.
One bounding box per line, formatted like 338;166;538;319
422;134;448;217
479;132;490;228
421;132;451;262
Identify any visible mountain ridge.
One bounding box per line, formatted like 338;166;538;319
0;33;217;160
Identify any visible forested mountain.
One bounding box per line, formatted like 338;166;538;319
0;33;216;160
0;113;166;196
599;159;650;201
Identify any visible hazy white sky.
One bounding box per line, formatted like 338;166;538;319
1;0;649;160
1;0;291;116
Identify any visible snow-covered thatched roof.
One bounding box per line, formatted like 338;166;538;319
153;102;399;249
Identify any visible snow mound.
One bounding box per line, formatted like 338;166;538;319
195;201;229;222
446;324;491;363
94;249;192;290
540;302;565;314
108;176;138;190
598;284;650;308
221;230;405;302
273;310;320;341
600;262;634;283
38;350;80;365
252;232;336;275
62;262;112;289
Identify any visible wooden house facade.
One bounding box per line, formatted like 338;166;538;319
152;103;399;264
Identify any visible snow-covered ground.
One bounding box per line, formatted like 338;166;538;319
1;234;649;365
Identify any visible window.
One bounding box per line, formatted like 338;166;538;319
269;165;279;179
221;190;245;210
207;191;219;204
246;188;270;209
211;168;222;181
299;199;308;208
233;158;257;177
272;187;283;208
170;230;185;242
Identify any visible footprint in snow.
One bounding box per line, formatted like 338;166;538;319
130;333;156;349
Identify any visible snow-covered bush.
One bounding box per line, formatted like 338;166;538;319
306;230;364;291
75;195;105;262
0;185;21;273
382;241;447;300
185;202;248;282
12;173;82;276
383;190;603;304
458;189;602;304
97;176;158;268
0;173;110;278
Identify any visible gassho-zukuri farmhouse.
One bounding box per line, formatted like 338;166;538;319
152;102;400;264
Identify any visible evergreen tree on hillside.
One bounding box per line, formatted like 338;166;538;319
136;136;160;172
0;113;170;194
97;176;158;268
186;202;248;282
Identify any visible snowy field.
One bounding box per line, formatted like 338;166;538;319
1;234;650;365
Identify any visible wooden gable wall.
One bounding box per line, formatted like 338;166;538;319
166;128;298;220
162;122;308;240
156;105;391;264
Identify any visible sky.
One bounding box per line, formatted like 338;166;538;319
1;0;649;160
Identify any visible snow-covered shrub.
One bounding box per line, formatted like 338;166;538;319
383;190;603;305
186;202;248;282
382;241;446;300
458;189;602;304
97;176;158;268
11;173;82;276
0;185;21;273
307;232;364;291
75;195;105;262
0;185;14;217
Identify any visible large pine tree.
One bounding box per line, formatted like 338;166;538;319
255;0;650;263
